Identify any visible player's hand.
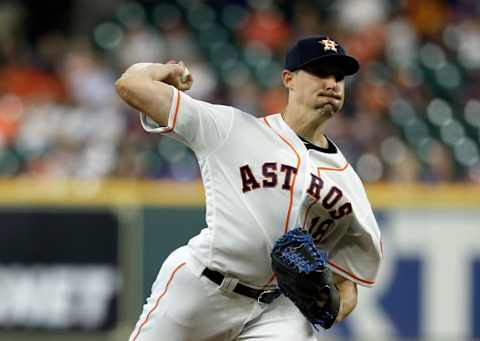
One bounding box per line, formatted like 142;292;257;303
119;61;193;91
164;60;193;91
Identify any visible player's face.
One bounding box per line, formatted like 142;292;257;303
289;63;345;118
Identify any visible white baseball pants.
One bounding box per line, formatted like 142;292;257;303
128;246;316;341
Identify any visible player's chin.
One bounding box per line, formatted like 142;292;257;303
318;103;339;116
323;107;335;118
313;106;334;120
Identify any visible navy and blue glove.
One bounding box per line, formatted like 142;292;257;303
271;227;340;330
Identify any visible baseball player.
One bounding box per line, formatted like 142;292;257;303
116;36;382;341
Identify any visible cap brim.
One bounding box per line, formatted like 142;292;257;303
298;54;360;76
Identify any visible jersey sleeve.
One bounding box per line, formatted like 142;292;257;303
140;86;234;156
327;208;383;288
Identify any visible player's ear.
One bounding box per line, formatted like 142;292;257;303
282;70;295;91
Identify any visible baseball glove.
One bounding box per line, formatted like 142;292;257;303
271;227;340;330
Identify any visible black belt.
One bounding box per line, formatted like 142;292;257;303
202;268;281;304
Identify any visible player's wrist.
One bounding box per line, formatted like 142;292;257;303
152;63;181;81
332;283;342;322
120;63;172;82
335;297;344;322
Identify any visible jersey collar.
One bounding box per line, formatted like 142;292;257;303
273;113;339;154
298;135;338;154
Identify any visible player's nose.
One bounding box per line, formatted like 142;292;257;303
322;75;337;90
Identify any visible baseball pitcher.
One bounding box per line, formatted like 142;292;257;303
116;36;382;341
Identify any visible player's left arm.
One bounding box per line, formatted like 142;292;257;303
333;273;358;322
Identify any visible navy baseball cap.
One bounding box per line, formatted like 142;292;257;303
284;36;359;76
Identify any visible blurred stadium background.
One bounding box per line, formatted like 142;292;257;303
0;0;479;340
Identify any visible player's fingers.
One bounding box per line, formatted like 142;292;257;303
177;74;193;91
167;64;185;77
177;79;193;91
165;61;192;90
182;68;193;87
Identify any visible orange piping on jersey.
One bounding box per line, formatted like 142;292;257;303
302;168;322;229
302;197;317;229
311;164;375;286
317;162;349;172
327;260;375;285
262;116;301;287
164;88;181;133
130;262;186;341
263;116;301;234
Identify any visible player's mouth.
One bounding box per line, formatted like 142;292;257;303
318;92;341;100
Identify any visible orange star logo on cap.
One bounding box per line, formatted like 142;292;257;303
320;38;338;52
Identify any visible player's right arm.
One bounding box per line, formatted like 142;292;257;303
115;61;234;157
115;62;192;126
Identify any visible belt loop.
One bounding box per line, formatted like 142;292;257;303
218;276;239;296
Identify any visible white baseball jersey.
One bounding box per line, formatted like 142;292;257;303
141;86;382;289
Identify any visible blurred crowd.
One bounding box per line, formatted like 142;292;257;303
0;0;479;183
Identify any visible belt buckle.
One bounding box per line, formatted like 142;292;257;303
257;289;281;304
